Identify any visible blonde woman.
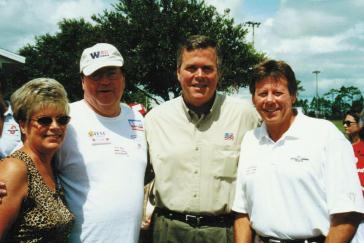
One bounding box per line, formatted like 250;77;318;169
0;78;74;242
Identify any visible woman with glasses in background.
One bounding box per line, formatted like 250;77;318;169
343;110;364;195
343;110;364;243
0;78;74;242
343;111;364;144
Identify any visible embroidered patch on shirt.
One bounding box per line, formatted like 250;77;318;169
224;132;234;141
290;156;309;163
88;130;111;145
245;166;257;175
128;119;144;131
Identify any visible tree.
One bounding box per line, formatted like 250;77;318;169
10;0;264;104
18;19;100;101
294;79;307;112
323;86;363;119
93;0;264;102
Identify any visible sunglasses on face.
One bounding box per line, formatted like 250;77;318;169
32;115;71;126
343;120;357;127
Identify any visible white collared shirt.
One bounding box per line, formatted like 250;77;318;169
232;112;364;239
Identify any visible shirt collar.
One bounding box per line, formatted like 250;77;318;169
257;110;304;142
180;92;221;121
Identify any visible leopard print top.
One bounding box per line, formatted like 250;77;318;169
4;150;74;242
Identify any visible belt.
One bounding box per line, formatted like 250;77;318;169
155;207;234;227
259;235;325;243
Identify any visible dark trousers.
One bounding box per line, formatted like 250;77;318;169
152;213;234;243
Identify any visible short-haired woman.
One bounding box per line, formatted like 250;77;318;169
0;78;74;242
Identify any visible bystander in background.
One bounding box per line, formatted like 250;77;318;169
0;79;21;159
342;110;364;243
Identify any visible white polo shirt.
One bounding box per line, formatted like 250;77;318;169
232;112;364;239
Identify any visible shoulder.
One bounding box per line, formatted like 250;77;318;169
300;114;338;131
298;114;345;140
222;95;256;112
69;100;84;109
69;100;87;117
145;97;180;121
0;156;28;188
121;103;145;121
219;94;260;123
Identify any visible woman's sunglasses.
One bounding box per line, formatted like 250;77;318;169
32;115;71;126
343;120;357;127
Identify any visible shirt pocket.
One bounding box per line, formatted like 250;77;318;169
211;145;240;180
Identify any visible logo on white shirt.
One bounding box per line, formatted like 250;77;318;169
128;119;144;131
88;130;111;145
6;124;19;135
224;132;234;141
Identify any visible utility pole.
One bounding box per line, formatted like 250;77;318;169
244;21;261;46
312;70;320;117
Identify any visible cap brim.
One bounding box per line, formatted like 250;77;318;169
82;60;124;76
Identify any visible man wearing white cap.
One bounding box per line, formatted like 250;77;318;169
54;43;147;242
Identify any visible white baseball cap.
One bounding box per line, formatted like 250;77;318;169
80;43;124;76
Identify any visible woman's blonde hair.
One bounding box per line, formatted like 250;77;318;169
11;78;69;125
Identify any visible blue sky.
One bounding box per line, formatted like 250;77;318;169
1;0;363;101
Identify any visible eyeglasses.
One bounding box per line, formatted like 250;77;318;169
343;120;357;127
89;68;121;82
32;115;71;126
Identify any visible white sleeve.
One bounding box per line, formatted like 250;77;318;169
232;132;251;213
324;124;364;214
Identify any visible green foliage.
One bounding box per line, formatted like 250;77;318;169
305;85;363;119
18;19;101;101
94;0;264;102
6;0;264;104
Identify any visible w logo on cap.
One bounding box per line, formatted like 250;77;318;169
90;52;100;59
80;43;124;75
90;50;109;59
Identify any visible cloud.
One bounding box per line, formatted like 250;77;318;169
0;0;115;52
205;0;243;16
250;0;364;98
1;0;363;100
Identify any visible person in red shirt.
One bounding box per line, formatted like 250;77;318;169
343;110;364;195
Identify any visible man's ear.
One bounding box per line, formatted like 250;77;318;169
291;94;297;104
176;68;181;83
81;77;86;91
